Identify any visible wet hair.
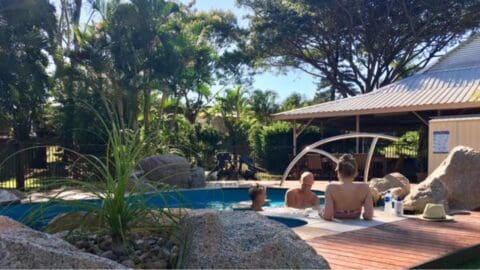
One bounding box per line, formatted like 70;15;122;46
249;184;265;201
336;154;358;178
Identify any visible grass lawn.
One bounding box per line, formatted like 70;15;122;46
255;172;283;180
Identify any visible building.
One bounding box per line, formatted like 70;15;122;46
273;35;480;178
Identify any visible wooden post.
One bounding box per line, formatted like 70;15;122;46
356;115;360;153
293;120;297;156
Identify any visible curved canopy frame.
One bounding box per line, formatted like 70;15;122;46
280;133;399;186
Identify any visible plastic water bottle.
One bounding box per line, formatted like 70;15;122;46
384;191;392;213
394;197;404;216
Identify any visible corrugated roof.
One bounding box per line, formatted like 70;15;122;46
426;35;480;72
273;36;480;121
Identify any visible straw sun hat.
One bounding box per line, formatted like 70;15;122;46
418;203;454;222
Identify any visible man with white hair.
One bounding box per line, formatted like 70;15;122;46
285;171;320;209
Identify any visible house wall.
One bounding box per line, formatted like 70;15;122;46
428;115;480;173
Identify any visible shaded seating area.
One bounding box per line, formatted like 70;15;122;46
296;152;389;181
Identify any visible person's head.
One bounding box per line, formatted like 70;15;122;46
300;171;314;191
249;184;266;210
336;154;358;180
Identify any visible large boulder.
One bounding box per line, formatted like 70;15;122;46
0;190;21;205
137;154;205;188
369;172;410;202
0;216;125;269
189;167;205;188
404;146;480;213
178;210;329;269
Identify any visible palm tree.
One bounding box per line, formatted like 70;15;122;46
249;89;279;125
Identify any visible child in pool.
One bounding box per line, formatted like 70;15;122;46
249;184;266;211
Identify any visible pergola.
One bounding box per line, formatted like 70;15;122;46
272;35;480;157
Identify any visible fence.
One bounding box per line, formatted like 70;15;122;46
0;142;106;190
0;137;421;190
280;139;419;181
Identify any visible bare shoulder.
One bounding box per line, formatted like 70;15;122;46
354;182;370;191
286;188;300;195
325;183;339;192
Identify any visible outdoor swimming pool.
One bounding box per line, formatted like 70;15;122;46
0;187;324;229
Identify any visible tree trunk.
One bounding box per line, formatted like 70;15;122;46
143;88;151;134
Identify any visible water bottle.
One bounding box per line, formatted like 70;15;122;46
394;197;404;216
383;191;392;213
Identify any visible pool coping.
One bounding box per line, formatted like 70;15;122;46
259;207;407;240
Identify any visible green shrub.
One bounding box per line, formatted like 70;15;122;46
193;124;225;169
248;123;263;162
250;122;339;174
260;122;292;173
20;104;179;244
379;131;419;158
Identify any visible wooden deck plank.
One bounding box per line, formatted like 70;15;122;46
306;212;480;269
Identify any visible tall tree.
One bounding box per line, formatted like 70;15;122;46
0;0;57;189
213;87;251;159
280;93;309;111
239;0;480;97
249;89;278;124
0;0;57;141
54;0;86;148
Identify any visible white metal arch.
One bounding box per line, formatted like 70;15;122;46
280;133;399;186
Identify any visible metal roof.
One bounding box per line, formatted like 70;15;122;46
273;36;480;121
426;35;480;72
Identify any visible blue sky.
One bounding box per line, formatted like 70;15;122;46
183;0;318;101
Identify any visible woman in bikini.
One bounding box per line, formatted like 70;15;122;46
321;154;374;220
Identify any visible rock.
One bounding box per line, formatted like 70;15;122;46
112;243;128;257
145;260;168;269
404;146;480;212
178;210;329;269
98;236;113;250
369;172;411;201
0;189;21;205
137;155;191;188
0;216;126;269
206;170;217;181
121;259;135;268
160;247;171;259
189;167;206;188
369;187;381;203
100;250;116;260
403;180;448;213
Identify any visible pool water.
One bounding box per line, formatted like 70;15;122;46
0;187;324;229
266;216;307;228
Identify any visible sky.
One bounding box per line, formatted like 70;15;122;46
184;0;318;102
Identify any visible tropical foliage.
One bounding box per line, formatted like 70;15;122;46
238;0;480;97
1;0;479;180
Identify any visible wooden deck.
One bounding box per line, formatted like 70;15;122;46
307;212;480;269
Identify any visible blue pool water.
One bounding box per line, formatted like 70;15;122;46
0;187;323;229
267;216;307;228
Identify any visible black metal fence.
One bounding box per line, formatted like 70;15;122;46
0;137;421;190
278;139;419;181
0;142;106;190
